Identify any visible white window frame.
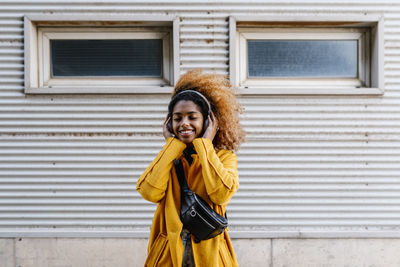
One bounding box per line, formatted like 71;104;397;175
238;28;368;88
230;16;384;95
24;14;180;94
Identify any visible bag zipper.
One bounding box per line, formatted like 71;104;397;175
193;194;227;225
189;206;215;229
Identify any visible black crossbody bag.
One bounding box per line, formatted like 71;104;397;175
174;159;228;243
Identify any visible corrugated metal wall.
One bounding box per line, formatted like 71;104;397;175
1;0;400;238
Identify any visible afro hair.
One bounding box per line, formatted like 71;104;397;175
171;69;245;151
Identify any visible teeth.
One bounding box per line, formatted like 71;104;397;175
180;130;193;134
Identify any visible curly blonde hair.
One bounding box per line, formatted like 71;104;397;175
171;69;245;151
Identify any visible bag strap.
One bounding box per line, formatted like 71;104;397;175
174;159;190;192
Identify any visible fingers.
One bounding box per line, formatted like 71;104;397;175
163;114;173;139
203;112;219;141
164;114;173;129
209;111;219;131
163;115;169;130
164;114;171;124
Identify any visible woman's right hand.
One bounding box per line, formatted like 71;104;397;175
163;114;174;140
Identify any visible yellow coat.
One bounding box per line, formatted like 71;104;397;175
136;137;239;267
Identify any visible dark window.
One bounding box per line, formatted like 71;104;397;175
247;40;358;78
50;39;163;77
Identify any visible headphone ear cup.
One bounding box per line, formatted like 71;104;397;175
167;118;174;134
203;118;209;131
203;111;210;131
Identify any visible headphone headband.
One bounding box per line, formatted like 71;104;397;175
172;90;211;112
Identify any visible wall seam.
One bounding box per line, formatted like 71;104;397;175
13;238;16;267
270;239;273;267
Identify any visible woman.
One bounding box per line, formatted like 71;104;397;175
136;69;245;266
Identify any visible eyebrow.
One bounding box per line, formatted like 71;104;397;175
173;111;201;115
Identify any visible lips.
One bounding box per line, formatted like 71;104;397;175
178;129;195;137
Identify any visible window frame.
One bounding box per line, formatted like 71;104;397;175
24;14;180;94
39;28;171;87
230;16;384;95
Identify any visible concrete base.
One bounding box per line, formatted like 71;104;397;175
14;238;148;267
273;239;400;267
0;239;14;267
1;238;400;267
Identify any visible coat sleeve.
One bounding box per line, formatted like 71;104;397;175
136;137;186;203
192;138;239;205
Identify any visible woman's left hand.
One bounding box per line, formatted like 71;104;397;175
202;111;219;141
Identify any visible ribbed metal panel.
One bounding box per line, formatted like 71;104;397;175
0;1;400;237
180;16;229;74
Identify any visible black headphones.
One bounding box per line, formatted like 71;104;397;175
167;90;211;134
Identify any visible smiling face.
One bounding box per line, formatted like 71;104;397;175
172;100;205;145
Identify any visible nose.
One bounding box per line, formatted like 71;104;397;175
180;117;190;127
